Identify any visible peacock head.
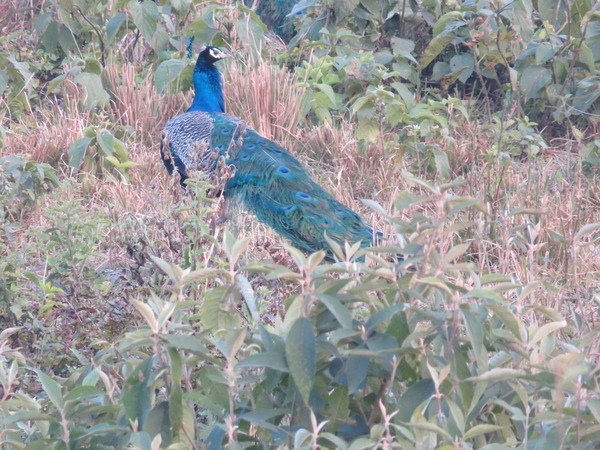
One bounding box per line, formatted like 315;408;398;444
196;46;231;67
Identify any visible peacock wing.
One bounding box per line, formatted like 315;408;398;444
221;128;374;255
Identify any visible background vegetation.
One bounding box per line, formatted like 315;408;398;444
1;0;599;448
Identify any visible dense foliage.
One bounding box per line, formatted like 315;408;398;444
1;0;600;449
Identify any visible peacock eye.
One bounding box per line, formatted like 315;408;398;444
221;128;230;135
240;153;250;161
296;192;311;201
246;143;256;149
278;166;290;174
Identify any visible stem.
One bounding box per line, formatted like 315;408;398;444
367;356;399;427
399;0;407;37
75;7;106;67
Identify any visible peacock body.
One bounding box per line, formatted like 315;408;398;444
161;46;376;257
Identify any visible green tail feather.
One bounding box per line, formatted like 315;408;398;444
208;114;374;256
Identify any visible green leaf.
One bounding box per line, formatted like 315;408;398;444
40;21;59;52
168;347;183;439
96;129;115;156
0;411;57;427
327;386;349;421
154;59;188;93
0;69;8;96
535;41;558;65
575;222;600;240
466;368;526;382
237;352;289;372
36;370;64;410
385;101;406;126
163;335;208;355
519;66;552;101
433;11;465;36
106;13;127;42
391;37;417;64
366;305;404;332
318;294;353;329
129;0;158;42
420;24;463;68
63;385;103;402
334;0;360;22
487;303;522;340
538;0;568;29
34;12;53;35
396;379;435;422
236;273;259;323
449;53;474;83
461;306;487;369
407;422;453;441
68;136;93;170
285;317;316;405
74;72;110;109
215;328;246;361
433;148;451;179
58;25;77;53
572;78;600;114
528;320;567;347
171;0;192;13
183;18;219;44
122;357;155;428
346;355;369;394
356;120;379;142
394;191;427;210
315;83;337;107
463;424;503;440
571;0;593;35
144;402;172;445
7;56;34;94
84;58;103;75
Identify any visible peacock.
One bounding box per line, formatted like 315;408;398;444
251;0;299;42
160;46;378;258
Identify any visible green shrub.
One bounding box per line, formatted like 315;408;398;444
2;182;598;448
0;155;59;221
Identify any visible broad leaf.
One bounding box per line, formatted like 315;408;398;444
285;317;316;404
68;136;93;170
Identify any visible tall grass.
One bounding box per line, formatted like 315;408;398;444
224;57;305;149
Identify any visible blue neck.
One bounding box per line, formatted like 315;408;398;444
188;63;225;113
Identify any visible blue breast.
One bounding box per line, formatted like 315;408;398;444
188;68;225;113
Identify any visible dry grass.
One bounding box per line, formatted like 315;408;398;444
2;52;599;327
3;85;90;166
105;63;190;146
224;58;305;149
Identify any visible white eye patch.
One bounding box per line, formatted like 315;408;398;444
209;48;226;59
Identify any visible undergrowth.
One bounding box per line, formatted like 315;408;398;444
1;0;600;448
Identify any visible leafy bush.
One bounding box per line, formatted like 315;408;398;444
289;0;600;138
2;182;599;448
67;127;136;181
0;155;59;220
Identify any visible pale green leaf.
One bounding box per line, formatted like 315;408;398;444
285;317;316;404
36;370;64;410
